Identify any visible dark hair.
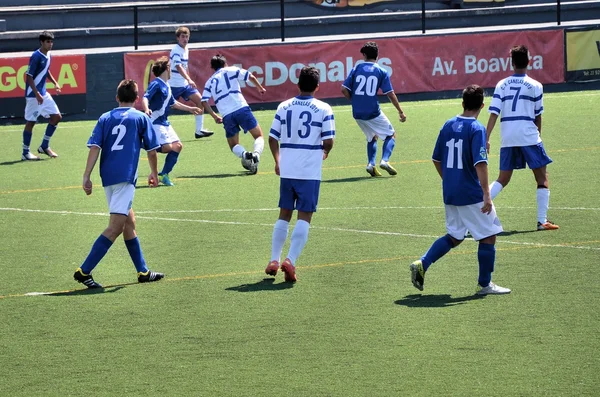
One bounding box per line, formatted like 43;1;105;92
360;41;378;60
298;66;320;93
152;56;170;77
176;26;190;37
210;54;227;71
511;45;529;69
39;31;54;42
117;79;138;103
462;84;484;111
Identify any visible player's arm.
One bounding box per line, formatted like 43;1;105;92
46;70;61;93
172;100;202;115
535;115;542;136
147;149;159;187
141;96;152;117
201;101;222;124
26;74;43;104
475;162;493;214
322;138;334;160
248;73;266;94
83;146;100;196
433;160;442;179
386;91;406;122
176;64;196;88
485;114;498;153
341;86;352;100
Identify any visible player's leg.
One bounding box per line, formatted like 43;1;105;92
240;108;264;165
37;93;61;157
490;147;521;199
123;209;164;283
224;113;248;161
22;98;41;160
356;119;381;177
525;143;558;230
373;113;397;175
266;196;294;277
156;126;180;186
188;91;214;138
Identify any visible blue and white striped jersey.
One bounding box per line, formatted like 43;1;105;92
488;73;543;148
25;50;51;98
201;66;250;117
144;77;176;127
168;44;189;88
270;95;335;181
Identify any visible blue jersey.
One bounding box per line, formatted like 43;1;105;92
432;116;488;206
342;62;393;120
87;107;160;187
144;78;175;126
25;50;51;98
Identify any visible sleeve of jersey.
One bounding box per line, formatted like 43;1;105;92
472;126;488;166
170;50;182;67
341;69;354;91
321;109;335;141
269;110;282;141
26;54;39;77
488;86;502;115
87;119;104;148
201;82;212;102
143;83;156;101
432;133;443;162
168;93;176;108
534;85;544;116
238;68;250;82
142;115;161;151
380;72;393;94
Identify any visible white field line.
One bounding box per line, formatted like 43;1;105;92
1;206;599;251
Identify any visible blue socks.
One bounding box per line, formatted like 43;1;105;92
382;136;396;162
421;234;455;271
477;243;496;287
125;237;149;273
81;234;113;274
160;151;180;175
22;130;32;155
367;139;377;165
41;124;57;149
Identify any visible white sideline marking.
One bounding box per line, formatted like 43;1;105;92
1;206;599;251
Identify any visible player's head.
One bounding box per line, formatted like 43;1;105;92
511;45;529;69
360;42;378;61
176;26;190;46
211;54;227;71
152;56;170;78
298;66;320;94
39;31;54;50
462;84;484;112
116;79;139;104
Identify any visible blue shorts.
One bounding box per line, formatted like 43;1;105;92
223;107;258;139
279;178;321;213
500;143;553;171
171;85;199;101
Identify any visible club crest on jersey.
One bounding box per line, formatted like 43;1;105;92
480;147;487;160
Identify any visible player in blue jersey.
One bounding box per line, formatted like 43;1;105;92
341;41;406;177
265;66;335;283
201;54;266;174
74;79;164;288
409;85;510;295
168;26;214;139
21;31;62;161
142;56;203;187
487;45;558;231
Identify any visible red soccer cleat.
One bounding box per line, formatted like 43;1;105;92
265;260;279;276
281;258;297;283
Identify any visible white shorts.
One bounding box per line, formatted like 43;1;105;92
104;182;135;216
445;202;503;241
153;124;180;145
355;113;395;142
24;92;60;122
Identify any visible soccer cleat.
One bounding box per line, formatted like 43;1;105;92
159;174;174;186
537;221;559;231
38;146;58;158
280;258;297;283
21;152;41;161
265;260;280;276
138;270;165;283
195;129;214;139
73;268;103;289
379;161;397;175
366;164;381;177
409;260;425;291
476;282;511;295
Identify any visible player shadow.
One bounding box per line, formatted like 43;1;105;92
395;294;484;308
225;278;294;292
136;184;167;189
46;285;127;297
0;159;41;166
178;173;248;180
498;230;538;236
323;176;388;183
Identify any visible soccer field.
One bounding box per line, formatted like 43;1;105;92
1;91;599;396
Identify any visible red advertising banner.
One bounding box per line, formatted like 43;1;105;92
124;29;564;106
0;54;86;99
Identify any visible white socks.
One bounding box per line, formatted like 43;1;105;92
253;136;264;158
287;220;310;265
271;219;289;262
490;181;504;200
232;144;246;158
195;114;204;132
537;188;550;224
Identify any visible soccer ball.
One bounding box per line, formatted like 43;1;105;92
241;157;257;174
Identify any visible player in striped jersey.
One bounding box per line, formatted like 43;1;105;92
22;31;62;161
486;45;558;231
264;66;335;282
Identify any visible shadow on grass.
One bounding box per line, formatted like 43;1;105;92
178;173;247;180
323;176;386;183
226;278;294;292
395;294;484;308
498;229;537;236
47;285;128;297
0;159;43;166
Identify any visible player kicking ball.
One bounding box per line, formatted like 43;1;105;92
409;85;510;295
74;79;164;288
265;66;335;282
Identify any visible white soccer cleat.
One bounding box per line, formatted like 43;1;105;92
21;152;41;161
476;282;511;295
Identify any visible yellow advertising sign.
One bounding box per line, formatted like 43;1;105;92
566;28;600;81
